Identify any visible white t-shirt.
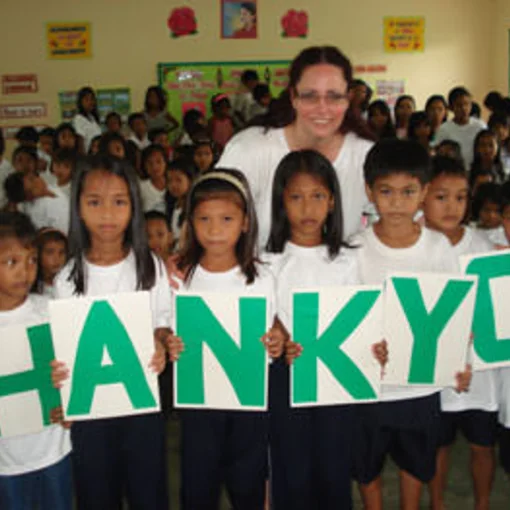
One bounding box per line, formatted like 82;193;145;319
0;295;71;476
440;226;498;412
54;251;172;331
171;207;182;241
139;179;166;213
354;226;458;402
0;158;14;208
23;186;70;234
434;117;486;168
267;242;359;332
72;113;102;153
218;127;373;249
498;368;510;428
128;134;151;151
58;182;72;199
480;225;508;246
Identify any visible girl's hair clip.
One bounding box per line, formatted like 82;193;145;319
191;171;248;200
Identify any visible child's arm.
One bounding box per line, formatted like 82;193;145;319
454;364;472;393
151;329;169;374
158;327;184;361
261;316;288;359
50;360;69;389
50;406;72;429
372;340;388;370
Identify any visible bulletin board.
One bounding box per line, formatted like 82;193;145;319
157;60;290;122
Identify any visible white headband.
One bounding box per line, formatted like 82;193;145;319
191;171;248;200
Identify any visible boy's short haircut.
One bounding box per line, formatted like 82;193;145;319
363;138;431;188
144;210;170;228
431;155;467;181
148;128;168;143
128;112;145;127
4;172;26;203
12;145;38;164
15;126;39;144
436;139;462;160
0;211;37;246
253;83;270;103
448;87;471;109
106;111;122;124
52;148;77;166
241;69;259;85
39;127;56;139
471;182;503;221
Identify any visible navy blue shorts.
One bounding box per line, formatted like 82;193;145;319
499;425;510;474
352;394;440;484
438;410;498;447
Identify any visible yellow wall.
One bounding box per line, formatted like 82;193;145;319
0;0;501;156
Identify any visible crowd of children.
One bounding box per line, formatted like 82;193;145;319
1;65;510;510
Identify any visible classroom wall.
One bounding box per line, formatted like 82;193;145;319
0;0;500;156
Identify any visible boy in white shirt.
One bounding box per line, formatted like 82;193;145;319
128;113;150;150
435;87;486;168
51;149;76;199
0;211;72;509
352;139;471;510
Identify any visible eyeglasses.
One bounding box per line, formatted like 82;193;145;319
295;90;350;107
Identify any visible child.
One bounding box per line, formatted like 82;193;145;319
232;69;259;127
12;146;38;175
105;111;123;135
368;100;396;140
149;128;174;161
436;139;463;161
349;79;373;118
51;148;76;197
470;130;505;184
352;139;470;510
422;156;498;510
98;132;127;160
407;111;432;152
88;135;101;156
471;183;506;244
394;95;416;139
39;127;56;160
170;169;284;510
435;87;486;168
0;211;72;510
140;145;168;213
143;85;179;134
192;137;216;173
266;150;387;509
128;113;150;151
53;123;79;153
249;83;272;120
487;112;510;178
34;228;68;296
72;87;102;153
0;129;13;210
166;159;194;245
15;126;51;174
209;93;235;152
425;95;448;141
178;108;207;146
50;155;170;510
145;210;173;260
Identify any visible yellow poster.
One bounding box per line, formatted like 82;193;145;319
384;17;424;53
46;22;92;59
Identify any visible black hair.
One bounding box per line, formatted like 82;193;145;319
0;129;4;156
105;111;122;128
436;139;463;161
253;83;270;103
183;109;205;138
484;91;505;113
178;168;259;284
192;137;218;170
241;69;259;84
98;132;127;158
349;79;373;112
470;129;504;183
167;157;196;181
4;173;26;203
0;211;36;247
367;100;396;140
267;150;346;258
253;46;375;142
240;2;256;16
470;102;481;119
141;144;169;174
407;111;431;141
394;95;416;127
88;135;102;155
425;95;448;121
448;87;471;109
39;127;56;139
15;126;39;145
211;94;231;114
148;128;169;143
430;155;467;182
52;148;77;167
12;145;38;166
125;140;142;177
68;155;156;294
34;228;68;294
471;182;503;222
488;112;508;132
76;87;99;123
364;138;431;188
144;86;167;113
128;112;145;128
144;210;170;229
53;123;79;152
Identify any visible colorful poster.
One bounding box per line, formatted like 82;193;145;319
375;79;405;107
2;74;38;95
58;88;131;122
47;22;92;59
0;103;47;120
461;250;510;370
383;272;477;387
49;292;161;421
158;60;289;123
280;9;309;38
174;292;269;410
291;286;383;407
221;0;257;39
0;323;62;438
384;17;425;53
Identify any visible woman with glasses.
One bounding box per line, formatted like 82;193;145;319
218;45;375;249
